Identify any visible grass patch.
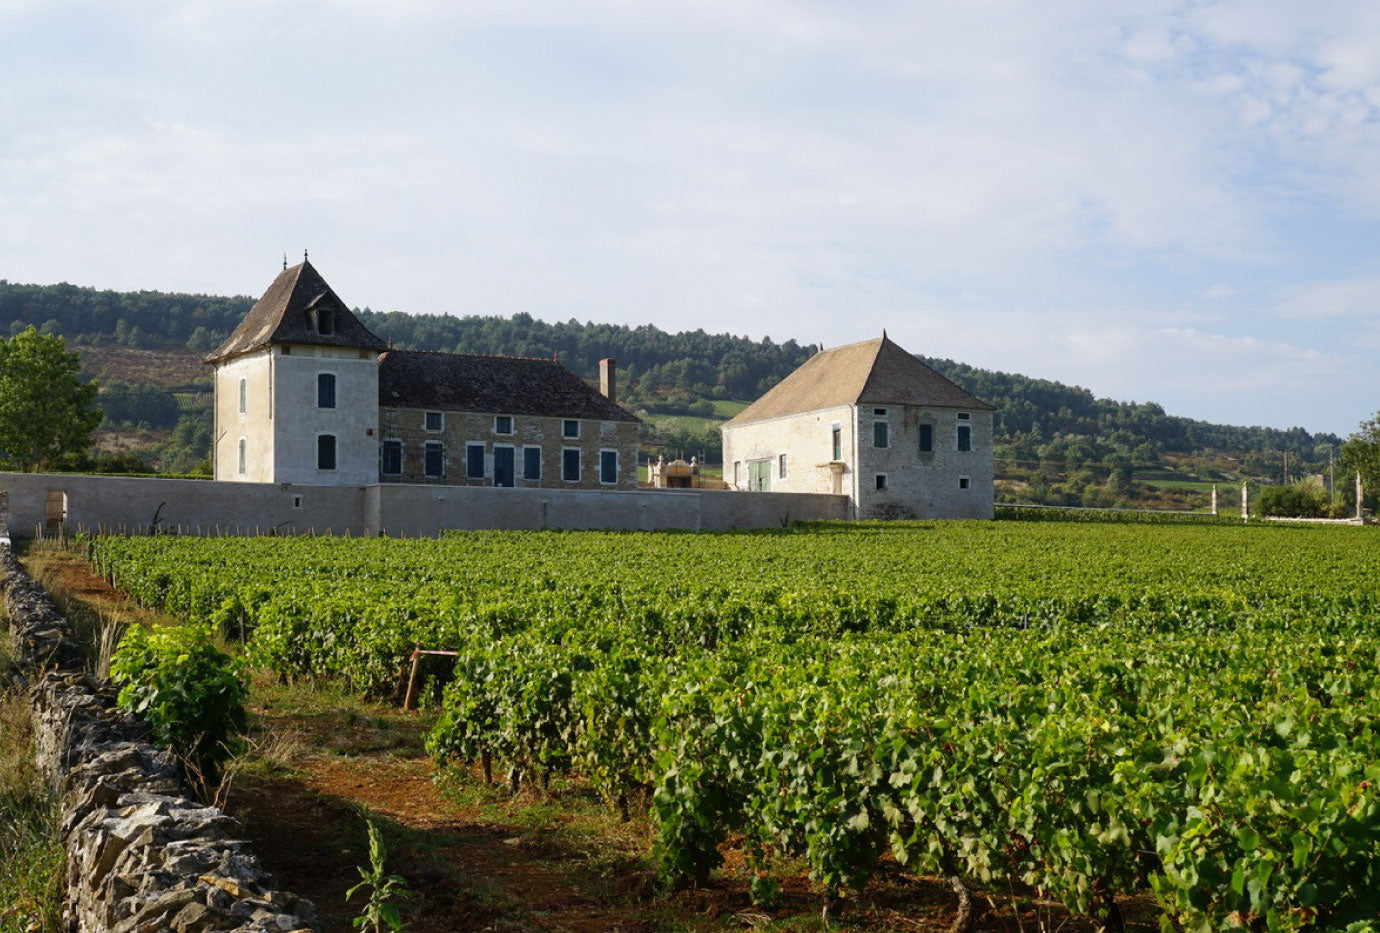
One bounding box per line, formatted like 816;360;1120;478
247;675;428;761
0;634;64;933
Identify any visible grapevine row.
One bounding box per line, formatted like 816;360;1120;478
85;523;1380;930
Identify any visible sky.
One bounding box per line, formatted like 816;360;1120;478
2;1;1378;437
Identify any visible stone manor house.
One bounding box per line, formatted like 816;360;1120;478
721;334;995;520
196;258;991;523
208;260;641;490
10;260;1003;538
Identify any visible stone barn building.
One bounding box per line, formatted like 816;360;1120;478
207;260;640;490
721;334;995;519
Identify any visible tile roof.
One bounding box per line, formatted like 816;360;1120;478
378;349;639;422
204;260;387;363
724;334;994;426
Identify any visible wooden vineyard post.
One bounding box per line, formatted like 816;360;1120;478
401;648;460;711
403;646;421;711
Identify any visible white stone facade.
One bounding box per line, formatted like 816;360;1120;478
723;403;994;520
213;350;275;483
722;405;854;496
214;344;381;486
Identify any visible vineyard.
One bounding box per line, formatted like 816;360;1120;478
86;522;1380;932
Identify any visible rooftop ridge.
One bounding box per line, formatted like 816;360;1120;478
380;347;564;365
814;335;886;354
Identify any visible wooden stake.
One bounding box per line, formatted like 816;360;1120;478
402;646;421;711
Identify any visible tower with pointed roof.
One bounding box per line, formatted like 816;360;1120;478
208;260;641;492
721;334;995;519
206;260;388;485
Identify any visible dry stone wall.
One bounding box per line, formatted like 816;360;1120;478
0;543;317;933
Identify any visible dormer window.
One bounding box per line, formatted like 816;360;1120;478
311;306;336;336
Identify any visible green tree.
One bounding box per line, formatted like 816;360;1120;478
1257;481;1328;518
1341;411;1380;510
0;327;103;471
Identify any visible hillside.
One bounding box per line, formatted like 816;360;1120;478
0;279;1347;506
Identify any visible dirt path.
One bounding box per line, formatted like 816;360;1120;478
230;747;663;932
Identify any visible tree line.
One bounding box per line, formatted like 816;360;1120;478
0;279;1345;466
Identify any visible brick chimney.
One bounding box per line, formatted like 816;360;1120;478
599;358;616;403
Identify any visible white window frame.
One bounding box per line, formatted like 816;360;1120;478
561;446;582;482
562;419;580;439
830;424;842;461
599;448;618;485
380;438;404;476
424;411;444;432
522;444;542;481
316;433;337;472
465;441;485;480
424;440;446;478
493;414;514;436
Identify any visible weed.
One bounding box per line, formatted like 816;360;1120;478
347;819;410;932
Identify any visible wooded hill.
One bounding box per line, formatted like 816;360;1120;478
0;279;1342;477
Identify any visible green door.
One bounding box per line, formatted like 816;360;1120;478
748;459;772;492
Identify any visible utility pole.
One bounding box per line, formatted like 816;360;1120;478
1329;447;1336;505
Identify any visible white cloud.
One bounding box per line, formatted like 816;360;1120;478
1277;277;1380;319
913;309;1360;431
1;1;1379;434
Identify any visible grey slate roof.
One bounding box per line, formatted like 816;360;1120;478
205;261;387;363
724;334;994;426
379;349;639;422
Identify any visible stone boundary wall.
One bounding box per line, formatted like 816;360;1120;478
0;471;850;539
0;543;317;933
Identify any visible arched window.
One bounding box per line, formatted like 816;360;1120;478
237;437;247;475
